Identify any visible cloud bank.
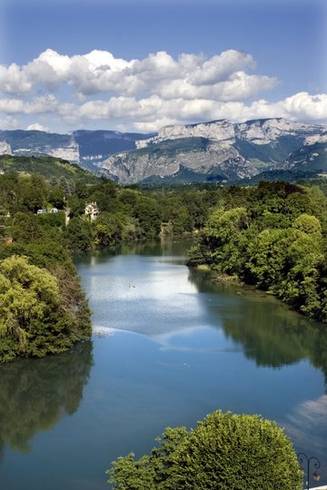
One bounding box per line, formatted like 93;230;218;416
0;48;326;131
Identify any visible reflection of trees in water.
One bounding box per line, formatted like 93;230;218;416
222;306;315;368
76;241;192;268
189;268;327;383
0;341;93;454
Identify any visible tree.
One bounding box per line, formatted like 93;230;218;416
245;228;294;289
0;256;59;361
65;217;93;252
108;411;302;490
189;186;327;322
203;207;249;274
280;226;323;317
205;207;248;244
0;255;91;363
293;213;322;236
19;174;48;213
94;212;138;247
133;195;162;238
11;212;43;242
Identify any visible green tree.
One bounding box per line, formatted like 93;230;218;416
293;213;322;235
203;207;248;274
108;411;302;490
205;207;248;244
19;175;48;213
65;217;93;252
0;255;91;363
94;212;138;247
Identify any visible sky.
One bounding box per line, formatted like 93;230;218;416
0;0;326;133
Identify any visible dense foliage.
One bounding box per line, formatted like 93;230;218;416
108;410;302;490
0;171;219;251
189;182;327;323
0;256;90;362
63;181;218;250
0;171;93;363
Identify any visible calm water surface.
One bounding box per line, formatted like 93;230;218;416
1;242;327;489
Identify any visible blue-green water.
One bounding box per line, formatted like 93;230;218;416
1;242;327;489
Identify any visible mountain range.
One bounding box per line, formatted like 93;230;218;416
0;118;326;184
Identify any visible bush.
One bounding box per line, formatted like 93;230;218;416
108;410;302;490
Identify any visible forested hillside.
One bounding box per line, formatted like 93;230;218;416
0;154;96;183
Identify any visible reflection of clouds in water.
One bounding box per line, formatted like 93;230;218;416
93;325;114;337
153;325;237;353
93;323;243;355
87;255;210;336
93;326;140;337
90;265;197;302
284;395;327;455
154;325;208;344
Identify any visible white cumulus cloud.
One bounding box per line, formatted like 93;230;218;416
0;48;326;131
0;48;275;100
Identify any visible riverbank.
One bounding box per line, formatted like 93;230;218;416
191;262;327;327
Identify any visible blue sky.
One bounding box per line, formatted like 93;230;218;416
0;0;326;132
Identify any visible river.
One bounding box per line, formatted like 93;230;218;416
0;241;326;489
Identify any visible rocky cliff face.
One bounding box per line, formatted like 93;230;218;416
46;140;80;162
101;118;326;184
136;118;317;148
0;130;80;163
104;137;257;184
0;141;12;156
136;119;235;148
0;129;150;172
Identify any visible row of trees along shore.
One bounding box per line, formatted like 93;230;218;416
188;181;327;324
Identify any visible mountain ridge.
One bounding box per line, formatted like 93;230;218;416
0;118;326;184
101;118;327;184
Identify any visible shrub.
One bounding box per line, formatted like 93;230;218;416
108;410;302;490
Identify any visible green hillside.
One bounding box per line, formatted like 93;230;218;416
0;155;97;183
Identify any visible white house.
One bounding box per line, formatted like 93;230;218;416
85;202;99;222
37;207;59;215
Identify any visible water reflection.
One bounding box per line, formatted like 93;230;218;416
0;342;93;454
188;268;327;376
285;394;327;454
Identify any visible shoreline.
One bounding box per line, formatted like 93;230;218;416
191;263;326;327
